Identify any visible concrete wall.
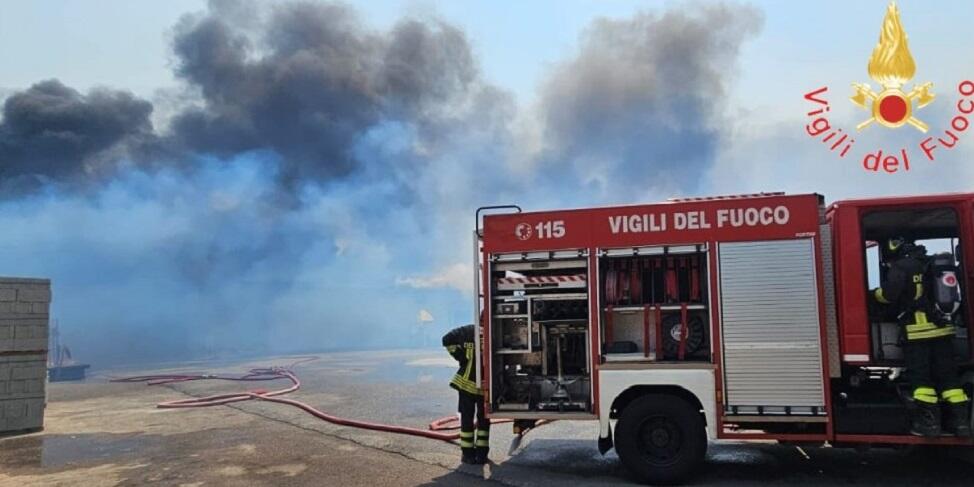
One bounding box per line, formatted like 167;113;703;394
0;278;50;433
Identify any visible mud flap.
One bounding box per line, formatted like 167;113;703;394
598;423;614;455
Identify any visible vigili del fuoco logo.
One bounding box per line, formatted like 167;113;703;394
803;2;973;174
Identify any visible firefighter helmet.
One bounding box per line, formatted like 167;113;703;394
883;236;915;260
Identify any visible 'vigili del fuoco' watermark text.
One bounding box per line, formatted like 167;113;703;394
803;3;972;174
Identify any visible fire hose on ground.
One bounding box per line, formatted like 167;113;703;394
111;358;546;445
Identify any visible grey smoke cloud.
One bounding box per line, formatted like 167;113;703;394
0;1;764;365
168;1;480;192
537;5;763;197
0;80;155;195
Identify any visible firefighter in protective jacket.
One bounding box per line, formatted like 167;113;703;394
872;237;971;437
442;324;489;464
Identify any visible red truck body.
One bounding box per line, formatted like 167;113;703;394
477;191;974;449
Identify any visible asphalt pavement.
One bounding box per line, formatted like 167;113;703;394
1;350;972;486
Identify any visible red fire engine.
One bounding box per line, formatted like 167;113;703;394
473;192;974;484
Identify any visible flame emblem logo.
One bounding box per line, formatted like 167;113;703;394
851;2;934;132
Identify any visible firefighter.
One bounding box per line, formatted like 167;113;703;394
442;324;489;464
872;237;971;437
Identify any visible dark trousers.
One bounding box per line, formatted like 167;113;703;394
905;336;963;401
458;391;489;451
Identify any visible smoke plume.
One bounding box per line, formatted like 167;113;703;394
537;5;761;197
0;1;762;365
168;1;480;193
0;80;155;195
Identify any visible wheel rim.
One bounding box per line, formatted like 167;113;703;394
636;414;684;466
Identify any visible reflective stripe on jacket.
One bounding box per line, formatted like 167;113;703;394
443;325;482;396
874;253;955;341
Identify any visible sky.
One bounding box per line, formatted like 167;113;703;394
1;0;972;365
5;1;974;118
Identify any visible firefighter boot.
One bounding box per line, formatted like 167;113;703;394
909;400;942;437
474;447;489;465
474;428;490;464
460;447;477;464
945;403;972;437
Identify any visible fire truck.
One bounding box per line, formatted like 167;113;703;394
473;192;974;484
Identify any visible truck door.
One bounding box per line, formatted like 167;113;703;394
858;205;969;365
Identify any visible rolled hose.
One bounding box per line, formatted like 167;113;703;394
111;358;521;444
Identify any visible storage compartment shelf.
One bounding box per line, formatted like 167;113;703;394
604;352;660;362
494;293;587;301
605;304;707;312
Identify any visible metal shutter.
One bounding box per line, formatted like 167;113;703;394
719;239;825;414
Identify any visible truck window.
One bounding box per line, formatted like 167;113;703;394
865;242;880;289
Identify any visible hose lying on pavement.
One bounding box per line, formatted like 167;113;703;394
111;358;522;444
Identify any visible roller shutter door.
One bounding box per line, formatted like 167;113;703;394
719;239;825;415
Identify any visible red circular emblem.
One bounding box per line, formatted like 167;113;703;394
878;94;908;124
943;274;958;286
515;223;533;241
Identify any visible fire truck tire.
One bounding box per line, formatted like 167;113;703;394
615;393;706;485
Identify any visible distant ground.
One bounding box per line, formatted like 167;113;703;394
1;350;973;486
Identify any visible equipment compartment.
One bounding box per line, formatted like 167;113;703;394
599;245;711;362
488;252;592;414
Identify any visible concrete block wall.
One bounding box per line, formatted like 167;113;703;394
0;277;50;433
0;354;47;431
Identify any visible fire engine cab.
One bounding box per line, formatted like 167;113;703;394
473;192;974;484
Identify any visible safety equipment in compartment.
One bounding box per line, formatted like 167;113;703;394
660;313;707;359
605;261;619;304
533;299;588;321
497;302;524;315
665;257;679;303
496;274;587;291
604;253;706;306
629;261;642;305
618;260;631;304
927;252;962;324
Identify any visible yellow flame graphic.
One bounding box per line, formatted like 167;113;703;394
867;2;915;87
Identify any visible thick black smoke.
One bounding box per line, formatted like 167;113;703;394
168;1;479;191
0;1;485;198
0;80;155;195
537;5;762;197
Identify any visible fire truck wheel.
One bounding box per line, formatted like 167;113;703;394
615;393;707;485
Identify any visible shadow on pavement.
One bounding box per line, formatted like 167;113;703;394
418;466;494;486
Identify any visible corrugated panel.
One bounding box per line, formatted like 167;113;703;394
820;224;842;378
719;239;825;411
